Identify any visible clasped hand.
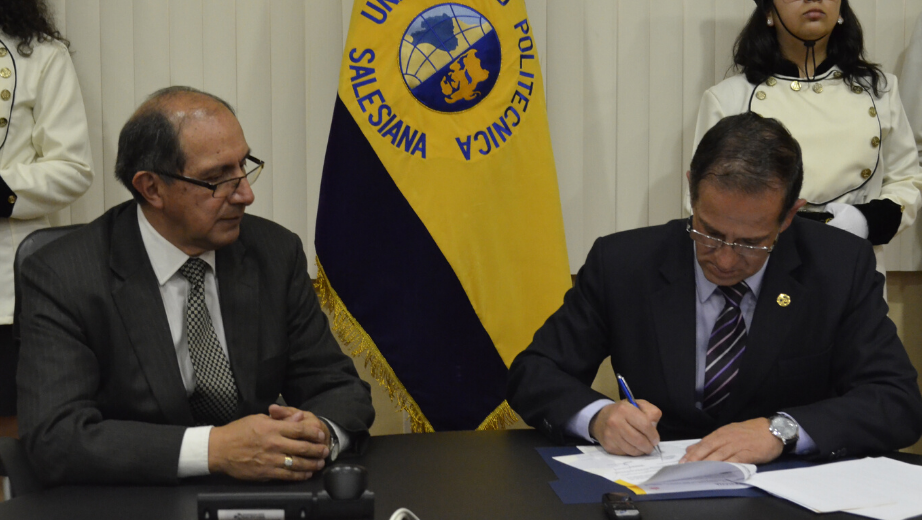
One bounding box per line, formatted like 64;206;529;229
591;402;783;464
208;404;331;481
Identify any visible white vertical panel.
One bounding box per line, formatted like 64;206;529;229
235;0;273;219
170;0;205;89
649;0;685;226
306;1;344;277
48;0;71;226
582;0;617;243
682;0;716;187
65;0;105;223
714;0;750;85
133;0;170;104
342;0;354;48
901;1;922;270
100;0;135;208
853;0;877;60
547;0;585;272
203;0;237;106
48;0;66;24
616;0;649;232
269;0;307;241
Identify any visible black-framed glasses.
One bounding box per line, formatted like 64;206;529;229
686;218;776;258
156;154;264;198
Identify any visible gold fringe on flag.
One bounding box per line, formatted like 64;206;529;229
314;257;520;433
314;257;434;433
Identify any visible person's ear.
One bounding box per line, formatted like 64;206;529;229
132;171;166;209
779;198;808;233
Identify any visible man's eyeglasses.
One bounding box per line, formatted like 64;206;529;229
156;155;264;198
686;218;775;258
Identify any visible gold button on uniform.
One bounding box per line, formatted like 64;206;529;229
852;85;863;94
791;81;801;91
777;294;791;307
0;90;9;101
813;83;823;93
0;118;7;127
766;77;777;87
7;195;15;204
869;107;877;117
0;68;10;79
0;49;7;57
756;91;767;100
871;136;880;148
861;168;872;179
833;71;843;79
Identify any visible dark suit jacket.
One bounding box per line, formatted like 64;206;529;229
508;217;922;460
17;202;374;485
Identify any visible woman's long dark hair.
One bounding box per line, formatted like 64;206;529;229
733;0;886;96
0;0;70;56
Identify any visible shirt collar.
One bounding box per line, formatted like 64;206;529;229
137;206;217;286
693;244;769;304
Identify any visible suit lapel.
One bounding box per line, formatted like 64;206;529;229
216;238;259;413
651;223;713;429
110;203;195;426
718;223;804;421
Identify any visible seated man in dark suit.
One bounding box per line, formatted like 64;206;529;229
508;112;922;464
17;86;374;485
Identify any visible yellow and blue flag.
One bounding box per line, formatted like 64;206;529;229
315;0;570;432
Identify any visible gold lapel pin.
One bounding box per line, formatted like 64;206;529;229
777;294;791;307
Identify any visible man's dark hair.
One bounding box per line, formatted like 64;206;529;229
689;112;803;223
114;86;236;203
734;0;886;96
0;0;69;56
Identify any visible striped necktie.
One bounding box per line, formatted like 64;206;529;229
703;282;750;415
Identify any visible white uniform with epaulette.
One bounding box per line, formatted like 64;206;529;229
0;31;93;323
687;67;922;275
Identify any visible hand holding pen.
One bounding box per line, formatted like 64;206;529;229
616;374;663;459
588;374;663;457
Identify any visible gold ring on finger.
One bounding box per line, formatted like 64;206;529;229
284;455;294;468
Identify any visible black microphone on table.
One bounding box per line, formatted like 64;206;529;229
197;464;374;520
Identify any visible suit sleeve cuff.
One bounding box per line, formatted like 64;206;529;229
854;199;903;246
565;399;615;443
318;416;351;460
178;426;213;478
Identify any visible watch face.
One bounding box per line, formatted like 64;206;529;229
772;416;797;440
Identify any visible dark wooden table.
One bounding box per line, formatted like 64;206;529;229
1;429;920;519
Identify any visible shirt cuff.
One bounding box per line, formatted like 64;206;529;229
178;425;213;478
565;399;615;443
778;412;817;455
319;417;351;460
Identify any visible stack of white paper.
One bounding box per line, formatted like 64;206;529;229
552;440;756;494
747;457;922;520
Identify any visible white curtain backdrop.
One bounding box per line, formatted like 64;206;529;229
45;0;922;274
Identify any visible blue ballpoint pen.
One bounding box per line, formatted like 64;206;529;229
616;373;663;459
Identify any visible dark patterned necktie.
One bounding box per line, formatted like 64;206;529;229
179;257;238;426
703;282;750;415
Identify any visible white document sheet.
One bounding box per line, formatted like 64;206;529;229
746;457;922;519
553;439;756;493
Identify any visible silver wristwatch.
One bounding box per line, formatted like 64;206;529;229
768;414;799;454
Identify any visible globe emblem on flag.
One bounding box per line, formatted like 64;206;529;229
400;4;502;113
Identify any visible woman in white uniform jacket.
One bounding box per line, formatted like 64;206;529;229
0;1;93;429
687;0;922;276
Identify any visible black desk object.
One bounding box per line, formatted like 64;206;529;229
1;429;920;520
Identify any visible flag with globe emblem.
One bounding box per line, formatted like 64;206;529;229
314;0;570;432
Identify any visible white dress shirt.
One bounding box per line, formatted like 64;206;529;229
137;209;347;478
